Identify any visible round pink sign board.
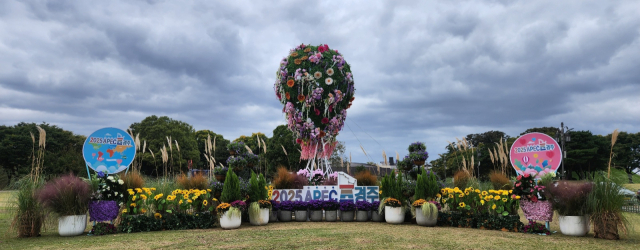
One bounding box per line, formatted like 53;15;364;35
509;132;562;179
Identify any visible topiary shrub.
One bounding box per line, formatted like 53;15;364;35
220;169;241;203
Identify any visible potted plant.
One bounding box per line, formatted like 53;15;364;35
513;173;553;222
270;200;279;222
355;201;370;222
278;200;294;222
408;150;429;166
293;201;309;222
413;168;441;226
214;167;228;183
323;200;339;222
396;159;412;172
546;180;593;236
371;201;384;222
408;142;427;153
226;156;247;172
339;200;356;222
245;153;259;167
227;141;246;156
308;200;324;222
37;174;92;236
88;171;125;223
218;169;243;229
380;172;406;224
248;171;270;226
587;174;630;240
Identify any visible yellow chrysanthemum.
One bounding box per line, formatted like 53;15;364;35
436;194;441;198
492;204;496;210
442;199;447;203
122;209;128;214
509;190;513;194
203;200;208;206
183;194;189;199
481;191;488;196
141;208;147;213
459;202;466;208
154;213;162;219
475;189;481;193
458;194;465;198
207;189;212;192
502;198;508;202
449;194;454;199
132;195;137;202
130;203;136;207
187;199;193;204
140;194;147;200
179;200;183;205
212;198;218;202
480;200;485;205
441;189;447;194
515;196;521;200
128;190;134;195
167;195;176;201
494;196;501;201
150;188;157;191
135;188;142;193
464;191;470;195
154;194;164;200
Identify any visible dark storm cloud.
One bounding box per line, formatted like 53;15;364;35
1;0;639;163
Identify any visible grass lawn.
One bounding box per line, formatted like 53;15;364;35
0;208;639;250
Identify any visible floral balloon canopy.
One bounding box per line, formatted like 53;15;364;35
274;44;355;160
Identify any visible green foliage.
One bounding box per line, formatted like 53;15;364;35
129;115;200;176
247;171;268;203
194;130;230;168
415;168;440;200
265;125;305;175
220;169;241;203
118;212;216;233
587;173;630;238
0;167;8;190
0;122;87;183
11;176;46;237
381;172;404;201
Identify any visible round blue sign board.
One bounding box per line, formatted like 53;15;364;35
82;127;136;174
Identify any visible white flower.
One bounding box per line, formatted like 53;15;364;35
111;179;116;182
118;180;124;185
106;186;110;190
120;194;124;197
325;77;333;85
108;194;111;197
107;176;114;180
115;192;119;196
326;68;334;76
314;71;322;79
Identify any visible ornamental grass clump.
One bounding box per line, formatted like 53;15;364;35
411;199;439;220
37;174;91;216
489;171;512;190
453;171;471;190
273;167;295;189
587;174;629;240
176;172;209;190
354;170;377;186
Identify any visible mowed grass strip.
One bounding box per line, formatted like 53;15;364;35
0;211;638;250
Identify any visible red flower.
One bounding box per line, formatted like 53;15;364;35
517;175;522;180
296;138;302;144
285;92;290;100
297;94;305;102
329;105;333;112
287;79;295;87
531;196;538;202
318;44;329;53
321;118;329;124
314;108;320;116
319;131;326;137
523;173;530;178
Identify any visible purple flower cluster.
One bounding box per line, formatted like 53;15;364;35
355;201;371;211
271;200;280;211
308;200;324;211
339;200;356;211
89;200;119;222
279;200;295;211
323;199;340;210
293;201;309;211
230;200;246;211
429;201;442;211
371;201;380;210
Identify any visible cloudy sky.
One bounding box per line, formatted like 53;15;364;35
1;0;639;164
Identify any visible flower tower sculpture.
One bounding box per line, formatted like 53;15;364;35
274;44;355;176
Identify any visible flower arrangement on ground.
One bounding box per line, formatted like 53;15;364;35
89;171;125;222
274;43;355;160
37;174;92;236
513;172;554;222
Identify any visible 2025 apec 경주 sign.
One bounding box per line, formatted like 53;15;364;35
82;127;136;174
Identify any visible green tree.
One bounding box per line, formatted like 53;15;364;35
563;131;608;178
129;115;200;176
0;122;87;183
194;130;230;169
265;125;305;175
520;127;558;137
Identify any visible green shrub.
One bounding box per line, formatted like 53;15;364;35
415;168;440;200
220;169;241;203
0;167;9;190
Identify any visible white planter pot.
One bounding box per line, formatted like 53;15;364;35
220;211;242;229
559;215;590;236
415;208;438;227
249;208;270;226
385;206;405;224
58;215;87;236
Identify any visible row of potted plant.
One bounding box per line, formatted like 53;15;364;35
268;200;384;222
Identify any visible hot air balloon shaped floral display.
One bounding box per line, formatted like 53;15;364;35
274;44;355;174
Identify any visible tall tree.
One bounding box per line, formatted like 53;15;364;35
563;130;608;178
129;115;200;176
608;132;640;183
265;125;305;175
520;127;559;137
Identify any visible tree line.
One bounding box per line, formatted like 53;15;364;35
429;127;640;183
